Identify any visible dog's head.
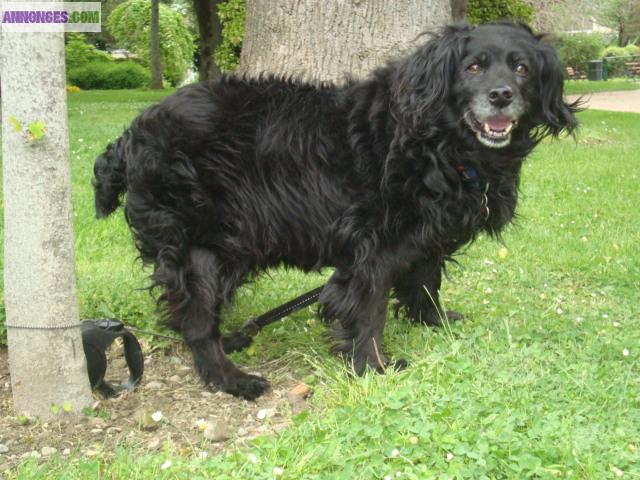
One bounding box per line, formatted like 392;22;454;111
391;22;578;149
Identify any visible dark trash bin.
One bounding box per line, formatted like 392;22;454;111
588;60;603;81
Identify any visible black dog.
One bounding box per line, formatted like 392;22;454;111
94;22;578;400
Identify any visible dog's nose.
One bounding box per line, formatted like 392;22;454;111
488;86;513;107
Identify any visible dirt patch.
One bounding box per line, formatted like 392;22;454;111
0;342;311;472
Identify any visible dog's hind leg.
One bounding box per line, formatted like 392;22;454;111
393;258;462;326
320;269;407;375
158;248;270;400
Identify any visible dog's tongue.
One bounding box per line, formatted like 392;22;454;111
484;115;513;131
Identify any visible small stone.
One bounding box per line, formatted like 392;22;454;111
257;409;275;420
62;448;71;456
0;444;9;454
169;356;182;364
41;446;57;456
148;438;161;450
203;420;231;442
90;428;103;434
134;409;160;431
169;375;181;383
29;451;42;459
88;417;107;428
287;383;312;405
146;381;165;390
290;383;312;398
151;411;163;422
86;448;100;457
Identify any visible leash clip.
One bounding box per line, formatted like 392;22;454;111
81;319;144;398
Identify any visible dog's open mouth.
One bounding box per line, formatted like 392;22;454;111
464;112;517;149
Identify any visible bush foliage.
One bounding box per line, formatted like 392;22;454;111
68;61;151;89
557;33;605;72
108;0;195;86
214;0;245;72
65;33;112;70
603;44;640;77
467;0;534;25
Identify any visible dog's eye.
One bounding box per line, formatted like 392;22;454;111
467;63;482;74
515;64;529;76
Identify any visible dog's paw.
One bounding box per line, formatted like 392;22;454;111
420;309;464;326
221;331;254;353
389;358;408;371
217;373;271;401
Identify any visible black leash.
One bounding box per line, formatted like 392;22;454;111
238;285;324;336
81;319;144;398
79;285;324;397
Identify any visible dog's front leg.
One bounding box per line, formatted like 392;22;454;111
320;269;407;375
393;257;462;325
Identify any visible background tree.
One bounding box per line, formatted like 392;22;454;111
466;0;534;25
239;0;452;83
193;0;224;81
602;0;640;46
108;0;195;86
450;0;467;21
150;0;164;88
1;28;93;416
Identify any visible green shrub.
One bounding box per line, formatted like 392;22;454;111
603;45;640;77
68;61;151;89
467;0;534;25
107;0;195;86
65;33;112;70
558;33;605;73
214;0;245;72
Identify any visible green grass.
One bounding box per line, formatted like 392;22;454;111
3;91;640;478
564;78;640;95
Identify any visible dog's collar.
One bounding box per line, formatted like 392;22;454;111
455;164;490;219
455;164;484;192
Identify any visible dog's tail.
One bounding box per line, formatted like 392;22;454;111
93;132;129;218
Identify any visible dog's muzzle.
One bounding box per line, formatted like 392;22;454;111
464;111;518;149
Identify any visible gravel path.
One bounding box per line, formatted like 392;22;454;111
567;88;640;113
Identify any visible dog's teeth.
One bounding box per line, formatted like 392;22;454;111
483;123;491;133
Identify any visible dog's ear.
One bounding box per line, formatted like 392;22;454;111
535;40;581;137
391;25;470;135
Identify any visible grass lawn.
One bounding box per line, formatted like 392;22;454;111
2;89;640;478
564;78;640;95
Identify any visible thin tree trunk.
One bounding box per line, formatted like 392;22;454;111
1;28;93;417
194;0;224;81
450;0;467;22
150;0;163;89
239;0;452;83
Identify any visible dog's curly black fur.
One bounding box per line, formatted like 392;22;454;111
94;22;578;400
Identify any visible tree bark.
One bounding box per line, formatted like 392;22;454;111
1;29;93;417
150;0;163;89
193;0;224;81
450;0;467;22
239;0;452;83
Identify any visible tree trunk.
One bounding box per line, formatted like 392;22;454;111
1;30;93;417
450;0;467;22
194;0;224;81
150;0;163;89
239;0;452;83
